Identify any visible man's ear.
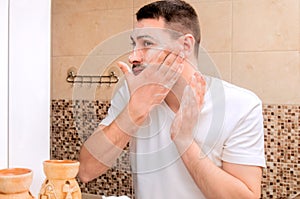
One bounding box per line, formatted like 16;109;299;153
183;34;195;57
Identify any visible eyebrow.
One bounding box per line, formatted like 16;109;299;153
130;35;155;41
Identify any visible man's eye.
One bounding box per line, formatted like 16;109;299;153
144;41;153;47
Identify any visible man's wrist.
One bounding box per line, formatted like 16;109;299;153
172;136;195;156
115;102;149;137
180;140;207;161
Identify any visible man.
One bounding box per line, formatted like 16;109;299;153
79;0;265;198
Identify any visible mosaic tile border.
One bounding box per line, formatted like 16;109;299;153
262;105;300;198
51;99;134;198
51;100;300;198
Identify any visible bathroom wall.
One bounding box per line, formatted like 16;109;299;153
51;0;135;197
51;0;300;198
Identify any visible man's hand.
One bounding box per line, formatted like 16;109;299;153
116;50;184;134
170;72;206;154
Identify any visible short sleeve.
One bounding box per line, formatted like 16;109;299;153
222;99;266;167
100;82;130;126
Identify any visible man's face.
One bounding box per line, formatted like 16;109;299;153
129;18;183;75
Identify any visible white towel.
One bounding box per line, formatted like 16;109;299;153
102;196;130;199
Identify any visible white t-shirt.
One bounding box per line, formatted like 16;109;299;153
101;76;266;199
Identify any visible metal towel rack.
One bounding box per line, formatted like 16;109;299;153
66;70;119;85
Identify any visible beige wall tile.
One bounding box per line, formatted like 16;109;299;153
134;0;155;8
193;1;232;52
52;0;106;14
198;49;231;82
51;56;86;99
52;8;134;57
105;0;133;9
233;0;299;52
232;51;300;104
52;0;133;14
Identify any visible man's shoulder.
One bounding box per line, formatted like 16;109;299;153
205;76;262;108
223;80;261;103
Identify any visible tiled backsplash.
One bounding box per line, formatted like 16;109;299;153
51;99;134;198
262;105;300;198
51;100;300;198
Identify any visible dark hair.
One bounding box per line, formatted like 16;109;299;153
136;0;201;55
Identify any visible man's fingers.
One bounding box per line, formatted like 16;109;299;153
159;50;183;73
190;72;206;109
117;61;132;74
156;51;184;89
147;49;172;71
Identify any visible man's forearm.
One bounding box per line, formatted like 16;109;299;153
181;141;261;199
78;102;143;182
78;121;131;182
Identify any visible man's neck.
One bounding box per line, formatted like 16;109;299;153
164;60;198;113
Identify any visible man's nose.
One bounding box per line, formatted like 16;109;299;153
128;49;143;64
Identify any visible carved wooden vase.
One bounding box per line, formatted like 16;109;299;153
0;168;34;199
39;160;81;199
